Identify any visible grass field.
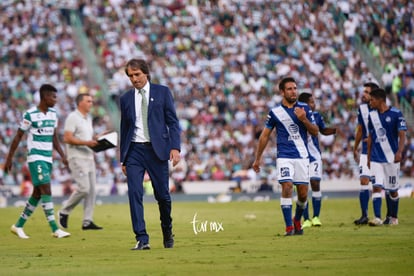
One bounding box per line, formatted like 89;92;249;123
1;197;413;275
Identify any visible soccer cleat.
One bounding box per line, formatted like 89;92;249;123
293;218;303;235
302;219;313;229
311;216;322;226
131;241;151;250
284;226;295;236
389;217;399;225
383;217;398;225
354;216;369;225
53;229;71;238
58;211;68;229
11;225;29;239
368;217;383;226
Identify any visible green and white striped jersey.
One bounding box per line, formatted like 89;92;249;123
20;106;58;164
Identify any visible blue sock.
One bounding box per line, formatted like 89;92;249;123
372;192;382;218
294;200;306;221
360;188;369;217
303;202;310;220
280;198;292;227
389;194;399;218
385;191;391;217
312;191;322;217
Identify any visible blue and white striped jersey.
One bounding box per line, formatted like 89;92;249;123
357;103;371;155
368;107;407;163
265;101;315;159
308;111;327;162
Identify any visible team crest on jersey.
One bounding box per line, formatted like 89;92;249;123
375;127;387;143
280;167;290;177
385;116;391;123
377;127;386;136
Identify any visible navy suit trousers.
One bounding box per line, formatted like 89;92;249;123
125;143;172;244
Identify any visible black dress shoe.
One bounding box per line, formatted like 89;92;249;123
131;241;151;250
82;221;103;230
58;211;68;229
163;234;174;248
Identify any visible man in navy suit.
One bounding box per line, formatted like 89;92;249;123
120;58;181;250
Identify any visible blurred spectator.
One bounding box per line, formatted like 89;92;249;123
20;174;32;197
257;176;273;193
1;0;413;194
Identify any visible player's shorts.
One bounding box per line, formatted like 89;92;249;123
359;154;371;179
309;159;322;181
276;158;309;185
28;161;52;186
370;162;400;191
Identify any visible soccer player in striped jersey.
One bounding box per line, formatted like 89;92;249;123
4;84;71;239
253;77;318;236
367;88;407;226
353;82;379;225
297;92;337;228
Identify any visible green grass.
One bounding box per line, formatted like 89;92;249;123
1;198;413;275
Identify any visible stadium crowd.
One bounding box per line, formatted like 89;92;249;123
0;0;413;195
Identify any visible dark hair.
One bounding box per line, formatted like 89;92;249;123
298;92;312;103
76;93;91;106
363;82;379;90
370;88;386;101
124;58;151;81
39;84;57;99
279;77;296;91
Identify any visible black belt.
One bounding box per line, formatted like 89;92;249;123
133;142;152;145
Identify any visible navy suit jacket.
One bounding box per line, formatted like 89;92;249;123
120;83;181;163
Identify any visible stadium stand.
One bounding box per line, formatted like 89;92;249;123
1;0;413;195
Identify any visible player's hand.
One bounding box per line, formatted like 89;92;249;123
394;151;402;163
3;159;12;174
252;160;260;173
294;107;306;121
122;165;126;176
353;150;359;164
62;157;69;168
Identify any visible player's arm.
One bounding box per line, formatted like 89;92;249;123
295;107;318;136
394;130;406;163
3;129;24;173
302;117;318;137
353;124;363;163
252;127;273;173
320;127;337;136
366;132;372;169
53;131;68;167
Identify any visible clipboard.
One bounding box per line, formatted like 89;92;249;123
89;132;118;152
